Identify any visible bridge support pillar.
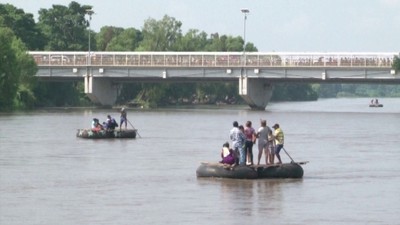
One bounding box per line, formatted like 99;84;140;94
239;77;273;110
84;75;118;106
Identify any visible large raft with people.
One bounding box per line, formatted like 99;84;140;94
196;162;306;179
76;129;137;139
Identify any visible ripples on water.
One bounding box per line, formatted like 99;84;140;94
0;98;399;224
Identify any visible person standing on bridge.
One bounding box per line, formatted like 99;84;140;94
120;108;127;130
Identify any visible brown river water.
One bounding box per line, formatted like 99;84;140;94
1;98;399;225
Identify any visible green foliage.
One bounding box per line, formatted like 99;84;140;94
13;36;38;109
175;29;208;51
271;84;318;101
393;55;400;72
38;1;92;50
0;4;45;50
138;15;182;51
116;83;143;104
34;82;88;107
96;26;124;51
343;84;399;97
106;28;142;51
317;84;342;98
0;26;38;111
0;27;19;110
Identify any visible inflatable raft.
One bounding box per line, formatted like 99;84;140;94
369;104;383;107
76;129;137;139
196;162;305;179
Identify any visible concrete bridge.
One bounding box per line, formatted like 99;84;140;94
30;51;399;109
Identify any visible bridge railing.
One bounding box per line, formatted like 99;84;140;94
29;51;397;68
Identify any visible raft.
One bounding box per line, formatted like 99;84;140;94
369;104;383;107
196;162;305;179
76;129;137;139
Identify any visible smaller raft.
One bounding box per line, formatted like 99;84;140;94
369;104;383;107
196;162;305;179
76;129;137;139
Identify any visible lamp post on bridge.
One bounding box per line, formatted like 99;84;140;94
239;8;250;96
241;8;249;67
86;8;94;76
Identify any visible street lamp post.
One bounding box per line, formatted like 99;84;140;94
241;8;249;66
86;9;94;75
239;8;250;96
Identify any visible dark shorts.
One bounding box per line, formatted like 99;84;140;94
275;144;283;154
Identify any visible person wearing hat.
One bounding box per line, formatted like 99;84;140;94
272;123;284;164
120;108;127;130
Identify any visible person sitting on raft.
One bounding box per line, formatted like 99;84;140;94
91;118;103;132
220;142;235;165
105;115;118;131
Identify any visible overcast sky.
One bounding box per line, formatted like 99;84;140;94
6;0;400;52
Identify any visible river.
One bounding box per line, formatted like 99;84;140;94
1;98;399;225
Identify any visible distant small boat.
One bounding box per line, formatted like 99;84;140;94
369;104;383;107
76;129;137;139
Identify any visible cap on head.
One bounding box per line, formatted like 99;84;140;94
121;108;125;112
233;121;238;127
273;123;279;129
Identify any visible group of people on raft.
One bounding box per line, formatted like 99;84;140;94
220;120;284;166
370;99;380;105
91;108;128;132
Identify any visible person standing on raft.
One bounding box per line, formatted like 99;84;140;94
256;120;272;165
272;123;284;164
244;121;256;165
230;121;246;165
120;108;127;130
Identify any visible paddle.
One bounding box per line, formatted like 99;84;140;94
282;147;295;163
127;119;142;138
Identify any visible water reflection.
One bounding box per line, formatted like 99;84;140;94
197;178;303;217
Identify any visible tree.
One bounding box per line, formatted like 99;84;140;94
35;1;94;107
0;27;19;110
393;55;400;72
176;29;208;51
13;37;38;108
0;4;45;50
106;28;142;51
38;1;92;50
138;15;182;51
96;26;124;51
0;27;37;111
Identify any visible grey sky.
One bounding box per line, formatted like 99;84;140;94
6;0;400;52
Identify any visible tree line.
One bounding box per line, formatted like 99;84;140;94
1;1;399;111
